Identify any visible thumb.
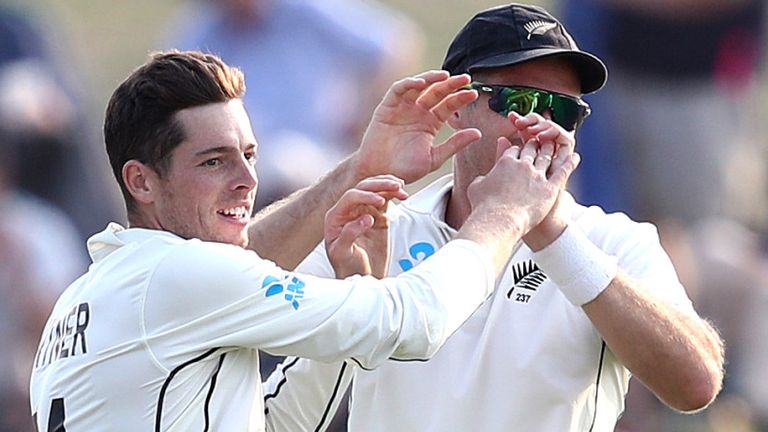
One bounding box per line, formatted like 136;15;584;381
333;215;374;252
496;136;513;161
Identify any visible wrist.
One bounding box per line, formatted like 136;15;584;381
348;150;373;184
523;217;567;252
458;204;528;270
532;225;618;306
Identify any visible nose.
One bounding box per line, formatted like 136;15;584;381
233;154;258;192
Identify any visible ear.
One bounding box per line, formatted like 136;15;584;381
122;160;159;205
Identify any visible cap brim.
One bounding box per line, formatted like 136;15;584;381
467;48;608;94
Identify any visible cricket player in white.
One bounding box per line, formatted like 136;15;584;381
263;4;726;431
31;223;496;431
29;51;580;431
269;179;699;431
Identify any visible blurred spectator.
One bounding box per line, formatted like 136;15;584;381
563;1;768;430
0;7;116;429
0;5;123;239
563;0;765;227
0;128;87;431
168;0;424;209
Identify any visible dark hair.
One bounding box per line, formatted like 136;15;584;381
104;50;246;213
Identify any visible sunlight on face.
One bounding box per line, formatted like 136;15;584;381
154;100;258;248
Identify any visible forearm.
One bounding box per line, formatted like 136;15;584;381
456;205;527;275
533;224;725;411
249;153;364;269
583;276;724;412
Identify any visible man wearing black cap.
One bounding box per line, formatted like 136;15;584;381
264;4;725;431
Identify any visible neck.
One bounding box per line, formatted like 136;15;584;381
445;168;474;230
127;209;160;231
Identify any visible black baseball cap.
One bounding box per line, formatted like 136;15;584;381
442;4;608;94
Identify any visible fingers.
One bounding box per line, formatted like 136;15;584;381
355;175;408;201
533;141;555;172
548;140;573;178
415;74;472;113
509;112;574;149
518;139;538;164
496;138;553;173
334;214;375;252
327;176;406;237
548;153;581;188
388;70;450;104
430;89;478;123
496;136;513;161
336;189;387;214
430;128;482;169
533;152;552;172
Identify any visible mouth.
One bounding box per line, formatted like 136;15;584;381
217;205;250;222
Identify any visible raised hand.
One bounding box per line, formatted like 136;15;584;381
354;71;482;184
468;138;580;239
324;175;408;279
507;112;578;250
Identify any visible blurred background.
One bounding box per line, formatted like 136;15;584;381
1;0;767;430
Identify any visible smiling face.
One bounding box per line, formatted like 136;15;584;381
147;99;258;248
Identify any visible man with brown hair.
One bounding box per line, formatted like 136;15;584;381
29;50;577;430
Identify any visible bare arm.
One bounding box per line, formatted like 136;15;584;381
536;225;725;411
248;156;359;269
249;71;481;269
583;273;724;411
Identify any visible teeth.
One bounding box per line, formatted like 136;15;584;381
220;206;247;218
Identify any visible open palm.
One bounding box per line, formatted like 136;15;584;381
355;71;481;184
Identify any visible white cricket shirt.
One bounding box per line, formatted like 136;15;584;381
266;175;695;432
29;222;495;431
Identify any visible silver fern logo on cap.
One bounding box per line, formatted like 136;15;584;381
523;20;557;40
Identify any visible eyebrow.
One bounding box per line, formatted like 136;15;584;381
194;146;232;158
193;143;256;158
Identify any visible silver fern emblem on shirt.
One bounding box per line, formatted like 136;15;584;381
524;20;557;40
507;260;547;303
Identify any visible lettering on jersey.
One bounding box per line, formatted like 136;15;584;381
34;302;90;369
506;260;547;303
263;274;305;310
398;242;436;271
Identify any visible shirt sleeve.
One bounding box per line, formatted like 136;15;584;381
142;238;495;369
585;211;695;313
263;357;351;432
295;240;335;278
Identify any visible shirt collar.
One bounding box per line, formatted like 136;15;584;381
86;223;181;263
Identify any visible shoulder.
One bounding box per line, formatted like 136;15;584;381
153;239;271;281
571;200;661;254
569;200;685;292
146;239;280;308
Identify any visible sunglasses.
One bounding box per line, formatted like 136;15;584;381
465;82;591;131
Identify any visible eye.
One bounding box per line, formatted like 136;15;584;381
244;151;257;165
202;158;221;167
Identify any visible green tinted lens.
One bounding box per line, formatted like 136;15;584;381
549;95;590;131
470;82;590;131
492;87;544;117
